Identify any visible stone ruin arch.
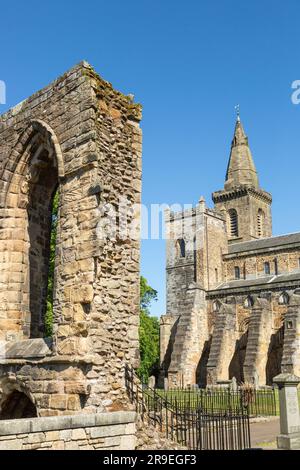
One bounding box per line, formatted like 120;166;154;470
0;120;64;340
0;61;142;417
2;119;65;181
0;375;37;420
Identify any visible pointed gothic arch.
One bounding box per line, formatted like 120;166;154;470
244;296;254;309
279;292;289;305
0;120;63;339
193;236;197;282
176;238;186;258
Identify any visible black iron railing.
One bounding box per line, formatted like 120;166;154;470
158;386;277;417
125;365;251;450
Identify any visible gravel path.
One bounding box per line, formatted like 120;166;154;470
250;417;280;449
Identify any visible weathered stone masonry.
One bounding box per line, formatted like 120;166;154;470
0;62;142;417
0;411;137;450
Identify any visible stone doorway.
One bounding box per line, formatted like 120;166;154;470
229;331;248;384
266;326;284;385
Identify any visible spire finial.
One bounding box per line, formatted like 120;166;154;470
235;104;240;122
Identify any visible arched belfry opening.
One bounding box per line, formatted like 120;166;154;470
257;209;265;238
3;121;63;341
228;209;238;238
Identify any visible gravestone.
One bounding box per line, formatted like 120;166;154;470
273;373;300;450
253;371;259;389
148;376;156;389
231;376;238;391
164;377;169;391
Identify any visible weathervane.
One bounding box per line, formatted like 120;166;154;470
235;104;240;121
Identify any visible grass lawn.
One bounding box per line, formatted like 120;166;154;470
153;388;300;417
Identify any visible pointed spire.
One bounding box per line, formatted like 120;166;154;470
224;116;259;191
231;118;248;147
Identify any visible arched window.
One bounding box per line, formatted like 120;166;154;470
176;239;186;258
264;262;271;275
212;300;221;312
279;292;289;305
257;209;265;238
7;124;61;340
193;236;197;281
27;147;59;339
244;296;254;308
234;266;241;279
228;209;238;238
274;258;278;275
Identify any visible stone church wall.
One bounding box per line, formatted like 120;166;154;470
224;248;300;281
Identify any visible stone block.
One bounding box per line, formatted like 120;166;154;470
72;428;86;440
27;432;46;444
102;436;121;448
45;431;60;441
64;285;94;303
51;441;65;450
67;395;81;411
60;429;72;441
0;439;22;450
50;395;68;410
65;441;80;450
277;433;300;450
120;434;137;450
90;424;126;439
125;423;136;434
94;411;136;427
70;415;96;428
0;419;31;436
73;304;85;322
64;381;88;394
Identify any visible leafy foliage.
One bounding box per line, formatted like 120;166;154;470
45;190;59;337
138;276;160;382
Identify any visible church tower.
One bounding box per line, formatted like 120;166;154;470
212;116;272;243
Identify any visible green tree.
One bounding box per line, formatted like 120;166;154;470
138;276;160;382
45;189;59;337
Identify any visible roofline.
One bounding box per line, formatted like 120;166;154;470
207;274;300;298
226;231;300;258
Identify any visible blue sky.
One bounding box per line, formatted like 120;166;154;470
1;1;300;316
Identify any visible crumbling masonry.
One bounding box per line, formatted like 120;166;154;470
160;117;300;388
0;62;142;418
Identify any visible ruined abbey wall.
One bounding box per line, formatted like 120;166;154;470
0;62;142;417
